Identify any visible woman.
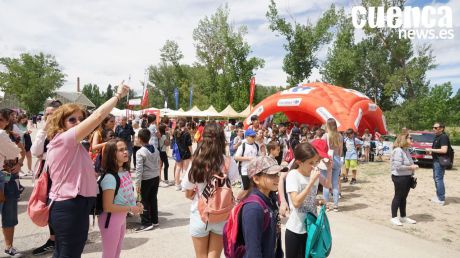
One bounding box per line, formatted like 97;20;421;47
321;118;343;211
255;129;267;156
173;118;192;191
46;84;129;258
17;114;33;175
390;133;418;226
132;120;141;168
362;129;372;162
89;114;115;161
158;124;171;187
182;122;239;258
0;109;23;256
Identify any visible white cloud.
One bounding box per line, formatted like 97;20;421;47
0;0;458;97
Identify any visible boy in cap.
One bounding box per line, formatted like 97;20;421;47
234;128;260;190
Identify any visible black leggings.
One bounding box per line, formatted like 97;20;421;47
285;229;307;258
391;175;412;218
159;151;169;181
133;146;141;168
140;177;160;225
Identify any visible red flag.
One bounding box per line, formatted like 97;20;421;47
249;77;256;108
141;88;149;108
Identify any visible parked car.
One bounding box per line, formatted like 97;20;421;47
408;131;454;169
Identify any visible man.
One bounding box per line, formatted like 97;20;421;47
426;122;453;205
147;114;159;149
140;114;148;129
234;128;260;190
115;116;135;158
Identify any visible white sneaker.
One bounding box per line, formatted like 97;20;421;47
159;181;169;188
166;180;175;186
400;217;416;224
175;184;182;191
430;197;445;206
390;217;402;226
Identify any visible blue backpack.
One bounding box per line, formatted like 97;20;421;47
172;138;182;162
305;205;332;258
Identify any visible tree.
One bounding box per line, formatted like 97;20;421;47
321;0;436;110
360;0;436;101
193;5;264;111
105;84;113;100
0;52;65;114
267;0;337;85
385;82;458;131
82;84;105;107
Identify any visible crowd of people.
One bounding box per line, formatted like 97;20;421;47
0;83;454;257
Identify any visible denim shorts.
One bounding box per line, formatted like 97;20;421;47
2;179;19;228
189;210;226;237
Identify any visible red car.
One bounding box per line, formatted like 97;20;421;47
409;131;454;169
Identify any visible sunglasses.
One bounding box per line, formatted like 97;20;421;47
67;116;85;124
432;126;440;130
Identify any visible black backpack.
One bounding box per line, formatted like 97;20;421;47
91;173;121;228
237;142;259;174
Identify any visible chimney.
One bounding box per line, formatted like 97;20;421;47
77;77;80;92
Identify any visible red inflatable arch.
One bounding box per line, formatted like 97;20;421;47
244;82;387;135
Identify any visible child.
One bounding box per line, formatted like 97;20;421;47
267;140;289;218
376;136;385;161
240;156;285;258
182;122;239;258
343;129;363;185
234;128;260;190
135;128;161;232
99;139;142;258
285;142;331;258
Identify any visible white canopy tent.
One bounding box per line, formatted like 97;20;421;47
238;105;252;118
202;105;221;117
219;105;240;118
183;106;204;117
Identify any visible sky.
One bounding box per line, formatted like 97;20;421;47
0;0;459;97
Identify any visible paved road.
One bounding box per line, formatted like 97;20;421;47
7;167;459;258
3;125;459;257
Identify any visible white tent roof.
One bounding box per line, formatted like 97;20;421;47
110;107;124;117
183;106;204;117
219;105;240;117
202;105;221;117
238;105;251;118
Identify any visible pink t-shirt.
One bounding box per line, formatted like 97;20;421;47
47;127;97;201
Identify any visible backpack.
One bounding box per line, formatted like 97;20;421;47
197;158;234;226
28;165;52;227
194;130;201;142
285;146;294;162
223;194;271;258
305;205;332;258
237;142;259;174
91;173;121;228
164;132;171;147
172;137;182;162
